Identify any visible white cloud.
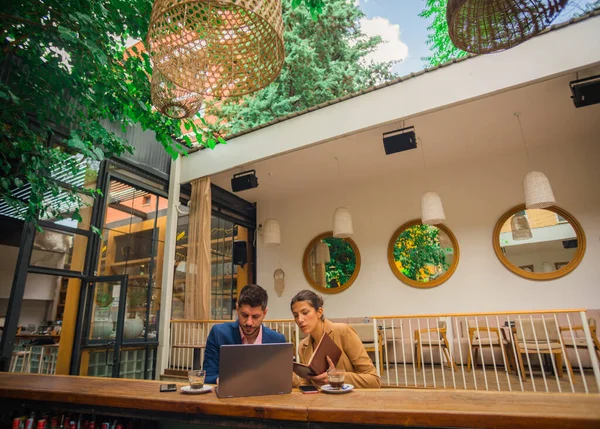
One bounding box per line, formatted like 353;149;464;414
359;17;408;64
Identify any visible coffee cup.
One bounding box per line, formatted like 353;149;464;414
327;368;345;389
188;369;206;389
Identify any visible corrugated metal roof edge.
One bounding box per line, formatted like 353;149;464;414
189;9;600;154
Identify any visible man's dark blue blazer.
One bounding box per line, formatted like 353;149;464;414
203;321;286;384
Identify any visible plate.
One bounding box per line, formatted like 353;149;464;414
320;384;354;394
180;385;213;394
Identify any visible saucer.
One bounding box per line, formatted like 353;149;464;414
320;384;354;394
180;385;213;394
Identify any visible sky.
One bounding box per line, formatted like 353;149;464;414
355;0;599;77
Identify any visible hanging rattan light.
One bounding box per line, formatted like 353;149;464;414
151;69;203;119
446;0;568;54
147;0;285;97
333;207;354;239
263;218;281;246
523;171;555;209
511;213;533;240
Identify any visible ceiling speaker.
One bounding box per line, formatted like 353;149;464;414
231;170;259;192
570;75;600;108
383;126;417;155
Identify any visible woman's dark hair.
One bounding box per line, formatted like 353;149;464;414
290;290;324;319
238;284;268;310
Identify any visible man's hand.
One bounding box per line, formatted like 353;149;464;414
308;356;336;386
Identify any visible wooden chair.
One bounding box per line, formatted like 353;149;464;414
414;321;456;371
466;326;512;372
349;324;384;370
559;317;600;365
513;318;574;382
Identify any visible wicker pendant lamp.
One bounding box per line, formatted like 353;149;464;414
147;0;285;98
151;70;203;119
447;0;568;54
333;207;354;239
511;213;533;240
523;171;555;209
315;241;331;264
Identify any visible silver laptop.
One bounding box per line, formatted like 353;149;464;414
216;343;293;398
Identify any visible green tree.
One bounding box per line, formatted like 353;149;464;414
0;0;212;227
419;0;467;67
323;237;356;288
393;225;449;282
210;0;397;134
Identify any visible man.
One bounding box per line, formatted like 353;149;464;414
203;284;286;384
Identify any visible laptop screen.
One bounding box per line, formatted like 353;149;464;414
217;343;293;398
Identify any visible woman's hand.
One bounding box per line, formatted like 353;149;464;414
308;356;335;386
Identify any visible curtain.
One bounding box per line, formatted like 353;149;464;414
184;177;211;320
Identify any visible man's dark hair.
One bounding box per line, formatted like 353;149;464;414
238;284;268;310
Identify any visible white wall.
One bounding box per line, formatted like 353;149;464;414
256;137;600;319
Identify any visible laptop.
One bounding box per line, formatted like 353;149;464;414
216;343;293;398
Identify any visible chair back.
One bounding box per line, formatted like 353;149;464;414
515;318;560;342
349;323;375;343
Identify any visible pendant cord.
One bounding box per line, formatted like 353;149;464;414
418;137;431;190
514;112;533;169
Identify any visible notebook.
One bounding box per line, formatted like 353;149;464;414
216;343;293;398
293;333;342;379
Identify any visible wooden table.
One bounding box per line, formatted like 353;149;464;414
1;373;599;429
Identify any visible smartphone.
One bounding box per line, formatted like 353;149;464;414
159;384;177;392
299;385;319;394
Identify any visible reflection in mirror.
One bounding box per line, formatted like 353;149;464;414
303;232;360;294
496;206;585;279
388;220;459;288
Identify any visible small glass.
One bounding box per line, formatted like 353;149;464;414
188;369;206;390
327;368;345;389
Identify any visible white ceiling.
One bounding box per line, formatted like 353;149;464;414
211;68;600;203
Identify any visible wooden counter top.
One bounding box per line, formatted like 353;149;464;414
1;373;599;429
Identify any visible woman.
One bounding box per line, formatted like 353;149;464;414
291;290;381;388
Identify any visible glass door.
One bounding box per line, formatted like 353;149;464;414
79;275;128;378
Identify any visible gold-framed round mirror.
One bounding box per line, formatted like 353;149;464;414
493;205;586;280
387;220;460;289
302;232;361;294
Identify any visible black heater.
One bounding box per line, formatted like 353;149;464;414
231;169;259;192
382;126;417;155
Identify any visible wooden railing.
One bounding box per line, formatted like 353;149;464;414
168;319;298;371
167;309;600;394
372;309;600;393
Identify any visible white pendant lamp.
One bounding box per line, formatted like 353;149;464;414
333;207;354;238
421;191;446;225
511;213;532;240
316;241;331;264
541;262;555;273
263;218;281;246
523;171;556;209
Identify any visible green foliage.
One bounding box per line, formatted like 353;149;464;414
0;0;206;226
419;0;467;67
393;225;449;282
292;0;326;21
323;237;356;288
210;0;397;134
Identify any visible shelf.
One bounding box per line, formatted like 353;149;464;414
110;257;152;267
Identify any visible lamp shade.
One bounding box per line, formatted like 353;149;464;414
263;218;281;246
542;262;555;273
333;207;354;238
147;0;285;98
446;0;568;54
421;191;446;225
151;69;203;119
511;213;533;240
523;171;555;209
315;241;331;264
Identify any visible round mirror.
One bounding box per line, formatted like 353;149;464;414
302;232;361;294
387;220;460;288
493;205;586;280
